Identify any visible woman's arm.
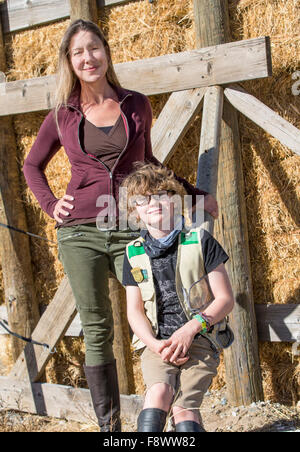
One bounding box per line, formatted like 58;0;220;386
23;110;62;218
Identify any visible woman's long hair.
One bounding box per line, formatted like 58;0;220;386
54;19;120;131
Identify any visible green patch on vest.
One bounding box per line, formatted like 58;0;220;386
180;231;199;245
128;243;146;258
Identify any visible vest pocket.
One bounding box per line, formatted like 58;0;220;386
139;282;154;302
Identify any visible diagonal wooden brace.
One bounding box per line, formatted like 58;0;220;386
9;276;76;382
224;84;300;156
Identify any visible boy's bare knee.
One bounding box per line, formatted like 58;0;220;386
144;383;174;411
148;383;173;398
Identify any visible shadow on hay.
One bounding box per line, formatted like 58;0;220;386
255;136;300;228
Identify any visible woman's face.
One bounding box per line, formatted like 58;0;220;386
69;30;109;84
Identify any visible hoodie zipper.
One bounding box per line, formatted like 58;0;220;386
73;94;132;218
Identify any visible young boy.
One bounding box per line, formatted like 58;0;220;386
122;163;234;433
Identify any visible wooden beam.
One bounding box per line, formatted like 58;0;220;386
0;0;133;34
69;0;98;23
0;8;40;362
193;0;264;406
110;276;135;395
224;84;300;156
0;37;272;116
196;85;224;234
2;304;299;341
151;87;206;163
9;276;77;381
255;304;300;342
0;376;143;424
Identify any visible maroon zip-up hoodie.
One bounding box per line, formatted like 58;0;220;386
23;83;206;222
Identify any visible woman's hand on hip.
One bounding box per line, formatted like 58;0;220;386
53;195;74;223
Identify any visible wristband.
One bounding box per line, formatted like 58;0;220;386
200;312;211;331
192;314;208;333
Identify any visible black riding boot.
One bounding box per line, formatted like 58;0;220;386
84;360;121;432
137;408;167;432
175;421;206;432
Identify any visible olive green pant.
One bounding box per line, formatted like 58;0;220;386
57;223;139;366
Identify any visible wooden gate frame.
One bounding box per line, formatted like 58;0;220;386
0;1;299;424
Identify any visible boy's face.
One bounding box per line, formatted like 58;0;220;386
133;190;182;231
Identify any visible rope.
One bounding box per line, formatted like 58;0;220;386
0;318;56;354
0;222;57;245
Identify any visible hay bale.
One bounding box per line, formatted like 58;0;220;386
0;0;299;402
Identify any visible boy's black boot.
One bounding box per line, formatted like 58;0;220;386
175;421;206;432
84;360;121;432
137;408;167;432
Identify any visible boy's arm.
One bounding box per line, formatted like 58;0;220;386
126;286;167;355
126;286;189;364
201;263;234;326
160;263;234;363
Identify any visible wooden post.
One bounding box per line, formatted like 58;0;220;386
69;0;134;394
69;0;98;22
196;85;223;234
0;12;40;362
193;0;264;405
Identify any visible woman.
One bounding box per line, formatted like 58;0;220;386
23;19;218;432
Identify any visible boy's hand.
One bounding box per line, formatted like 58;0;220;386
149;338;189;366
148;338;171;356
160;320;201;364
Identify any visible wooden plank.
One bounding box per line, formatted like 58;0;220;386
0;37;272;116
9;276;77;382
196;85;224;234
0;376;143;424
0;73;57;116
2;304;299;341
0;304;82;336
151;87;206;163
116;36;272;94
193;0;264;406
0;0;132;33
224;84;300;155
255;304;300;342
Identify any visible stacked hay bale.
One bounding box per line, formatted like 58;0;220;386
0;0;299;403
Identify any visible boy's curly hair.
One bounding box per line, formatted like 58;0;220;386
121;162;191;225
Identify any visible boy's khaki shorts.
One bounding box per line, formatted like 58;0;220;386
141;335;220;410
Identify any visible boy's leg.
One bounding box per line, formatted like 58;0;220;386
172;335;220;432
138;347;179;432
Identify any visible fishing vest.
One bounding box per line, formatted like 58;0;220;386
126;227;233;352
